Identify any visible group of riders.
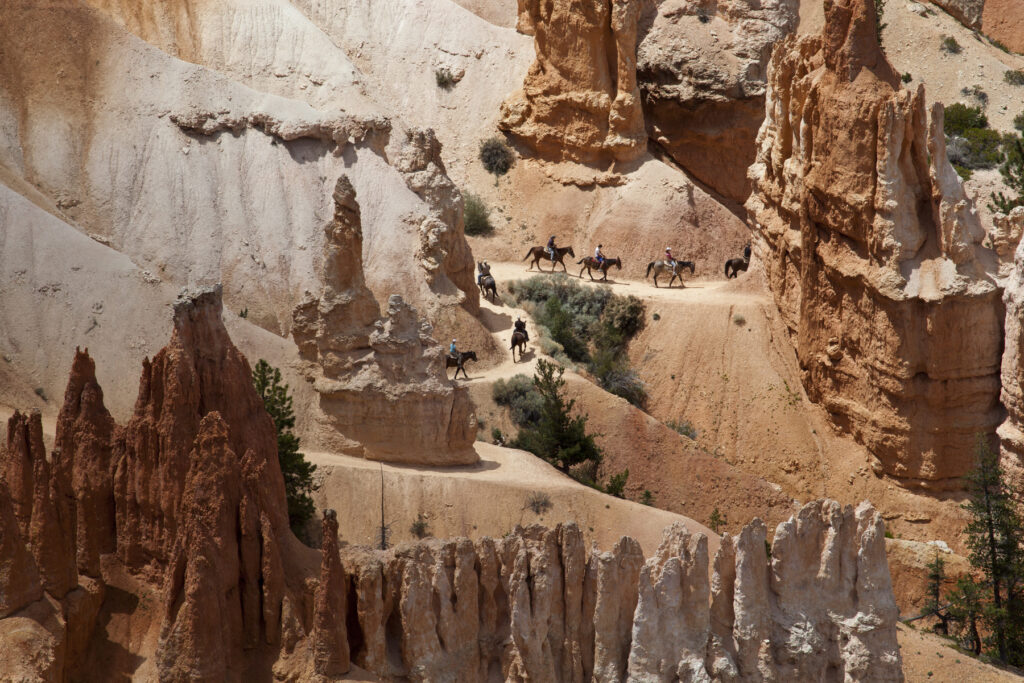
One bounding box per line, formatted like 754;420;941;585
454;238;752;365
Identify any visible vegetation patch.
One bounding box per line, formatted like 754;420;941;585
462;191;492;236
1005;70;1024;87
507;274;647;406
525;491;553;515
410;513;430;539
435;67;457;90
479;137;514;181
940;36;961;54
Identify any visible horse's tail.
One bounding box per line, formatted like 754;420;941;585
688;261;695;274
523;248;534;261
724;261;730;277
646;261;654;278
577;258;585;264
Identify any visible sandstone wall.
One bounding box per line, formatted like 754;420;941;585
925;0;1024;54
746;0;1003;488
997;207;1024;489
500;0;648;164
292;176;478;465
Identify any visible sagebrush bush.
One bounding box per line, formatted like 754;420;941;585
605;469;629;498
462;191;492;236
479;137;514;178
492;374;544;426
1016;113;1024;135
902;72;912;84
667;419;698;439
525;491;553;515
410;513;430;539
1005;70;1024;87
435;67;456;90
940;36;961;54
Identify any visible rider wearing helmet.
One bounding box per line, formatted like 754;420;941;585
595;244;605;266
449;338;458;359
665;247;676;270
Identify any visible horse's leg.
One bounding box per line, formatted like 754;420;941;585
653;272;659;287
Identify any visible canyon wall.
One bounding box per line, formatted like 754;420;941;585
0;282;904;681
746;0;1004;488
925;0;1024;54
997;207;1024;489
292;175;478;465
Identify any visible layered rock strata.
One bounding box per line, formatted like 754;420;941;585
0;288;903;681
501;0;648;164
746;0;1003;487
637;0;799;201
292;175;477;464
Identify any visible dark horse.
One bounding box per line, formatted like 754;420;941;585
477;261;497;302
445;350;477;380
645;259;695;288
577;256;622;282
511;330;527;362
724;256;749;279
523;245;576;272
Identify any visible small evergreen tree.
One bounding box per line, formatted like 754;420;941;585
252;360;317;538
922;551;950;635
513;359;603;474
708;507;726;534
605;469;629;498
959;437;1024;664
947;575;985;656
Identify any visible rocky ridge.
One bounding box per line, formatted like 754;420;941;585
291;175;478;465
745;0;1005;488
0;285;904;681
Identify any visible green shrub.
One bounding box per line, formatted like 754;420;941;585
944;103;988;136
1005;70;1024;87
709;507;726;534
491;427;505;445
410;513;430;539
902;72;913;84
525;491;553;515
435;68;457;90
640;489;655;506
462;191;492;236
604;469;629;498
990;37;1010;53
667;419;698;439
479;137;514;178
961;85;988;106
948;128;1004;170
990;136;1024;214
1015;113;1024;135
493;374;544;426
953;164;974;181
940;36;961;54
253;360;317;539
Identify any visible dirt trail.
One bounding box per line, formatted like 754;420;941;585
470;260;971;551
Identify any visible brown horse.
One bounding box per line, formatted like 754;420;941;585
511;330;527;362
477;260;497;302
523;245;576;272
724;256;749;278
445;350;477;380
645;259;695;288
577;256;622;281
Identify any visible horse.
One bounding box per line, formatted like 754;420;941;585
445;350;477;380
511;330;527;362
577;256;622;282
477;261;497;302
645;259;695;288
523;245;576;272
724;256;749;279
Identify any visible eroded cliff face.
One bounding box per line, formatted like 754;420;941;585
0;288;903;681
500;0;648;164
292;175;478;465
997;207;1024;489
745;0;1003;488
638;0;799;202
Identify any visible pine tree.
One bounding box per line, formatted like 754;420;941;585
989;136;1024;214
922;551;950;635
252;360;317;538
959;437;1024;664
947;575;985;656
513;359;602;474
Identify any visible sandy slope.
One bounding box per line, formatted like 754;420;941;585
898;625;1024;682
309;442;718;556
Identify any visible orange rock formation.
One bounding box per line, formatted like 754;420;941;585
746;0;1003;488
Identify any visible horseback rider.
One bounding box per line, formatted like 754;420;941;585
477;261;489;287
449;338;458;360
743;243;751;261
546;235;557;262
594;244;605;266
514;316;529;342
665;247;677;270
